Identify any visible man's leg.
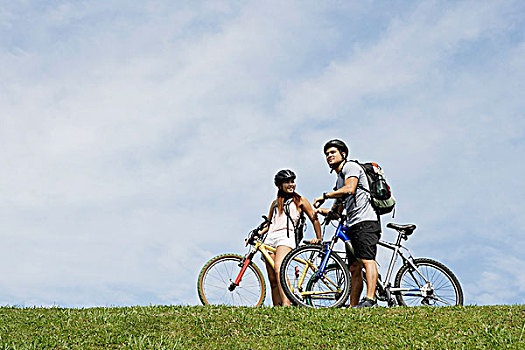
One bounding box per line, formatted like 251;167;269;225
352;223;380;304
362;259;378;300
349;261;363;307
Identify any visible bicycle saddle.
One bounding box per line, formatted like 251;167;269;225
387;223;416;235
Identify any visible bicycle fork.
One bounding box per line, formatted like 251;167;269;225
229;252;255;291
315;225;351;278
315;239;338;279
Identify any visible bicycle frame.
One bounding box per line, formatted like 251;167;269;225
377;239;414;294
377;238;448;302
253;240;277;268
316;220;352;277
231;241;275;288
317;217;437;305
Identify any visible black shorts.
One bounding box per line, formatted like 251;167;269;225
345;220;381;263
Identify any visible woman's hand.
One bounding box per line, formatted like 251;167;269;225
315;208;330;216
309;238;321;244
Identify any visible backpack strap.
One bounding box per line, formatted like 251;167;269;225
284;199;307;247
338;160;360;209
345;160;381;219
346;160;368;191
283;198;305;238
283;199;293;238
271;199;296;238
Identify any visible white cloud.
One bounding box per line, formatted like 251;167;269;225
0;0;524;306
466;251;525;305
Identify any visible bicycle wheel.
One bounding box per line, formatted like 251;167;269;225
197;254;266;306
280;245;351;308
394;258;463;307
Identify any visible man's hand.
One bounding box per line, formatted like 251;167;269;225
309;238;321;244
313;196;325;208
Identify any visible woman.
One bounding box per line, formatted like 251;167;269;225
262;169;322;306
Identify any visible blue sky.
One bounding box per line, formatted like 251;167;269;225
0;0;524;307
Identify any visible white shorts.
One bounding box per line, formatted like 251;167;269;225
265;229;296;249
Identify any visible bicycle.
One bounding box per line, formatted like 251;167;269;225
280;213;464;308
198;215;341;306
197;217;270;306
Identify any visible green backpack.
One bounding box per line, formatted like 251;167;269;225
352;160;396;216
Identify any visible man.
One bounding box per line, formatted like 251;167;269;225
313;139;381;308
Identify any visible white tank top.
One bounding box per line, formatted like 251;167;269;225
269;199;301;236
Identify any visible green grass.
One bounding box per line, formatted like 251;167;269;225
0;305;523;349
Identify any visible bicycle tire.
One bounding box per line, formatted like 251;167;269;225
394;258;463;307
280;245;351;308
197;254;266;307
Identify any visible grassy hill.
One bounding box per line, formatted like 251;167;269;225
0;305;523;349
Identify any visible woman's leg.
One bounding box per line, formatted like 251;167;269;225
274;245;293;306
264;252;282;306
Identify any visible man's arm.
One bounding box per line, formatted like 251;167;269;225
313;176;358;209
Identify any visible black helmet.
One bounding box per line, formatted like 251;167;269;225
274;169;296;186
323;139;349;159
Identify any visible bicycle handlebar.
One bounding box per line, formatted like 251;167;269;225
245;216;271;246
321;209;345;226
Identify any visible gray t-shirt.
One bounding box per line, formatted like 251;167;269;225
335;161;378;227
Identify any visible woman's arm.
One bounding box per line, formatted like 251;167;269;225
300;197;322;243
